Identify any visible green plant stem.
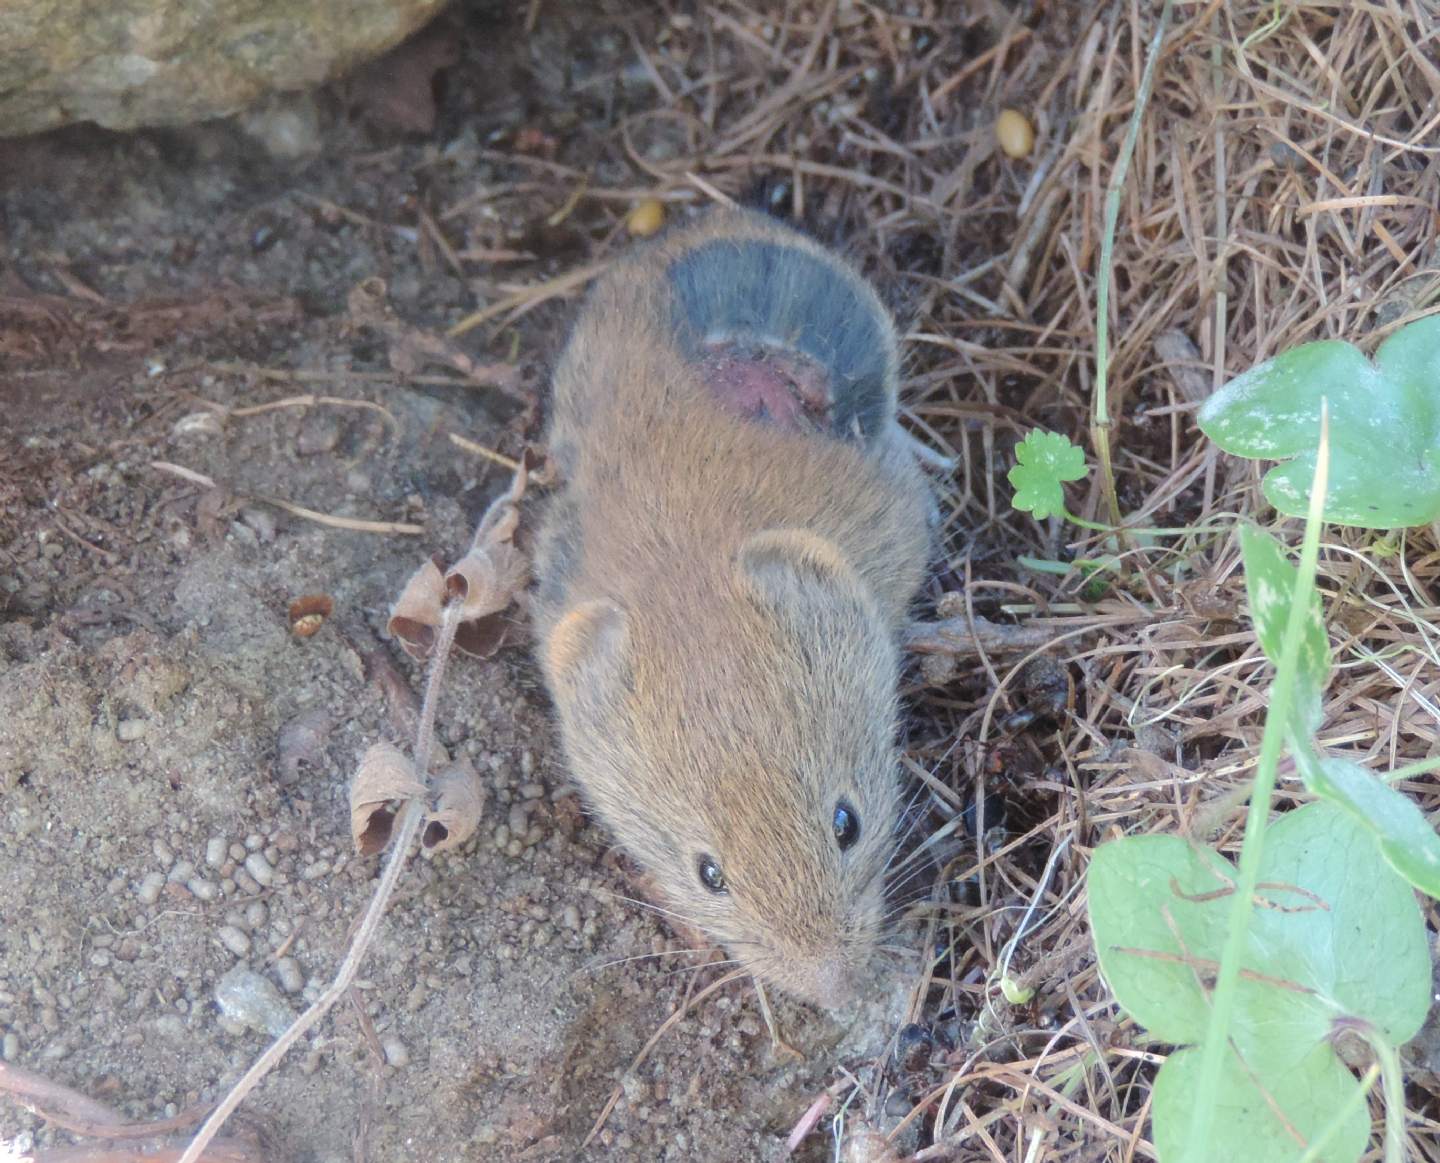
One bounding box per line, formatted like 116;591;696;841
1385;754;1440;783
1092;0;1174;530
1062;510;1238;536
1187;410;1332;1153
1375;1036;1408;1163
1294;1063;1380;1163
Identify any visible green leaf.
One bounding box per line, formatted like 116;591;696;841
1154;1044;1368;1163
1238;524;1330;733
1008;430;1088;520
1290;743;1440;899
1197;315;1440;528
1088;803;1430;1162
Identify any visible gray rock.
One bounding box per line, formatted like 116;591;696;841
0;0;449;137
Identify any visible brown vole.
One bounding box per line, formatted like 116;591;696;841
533;207;931;1007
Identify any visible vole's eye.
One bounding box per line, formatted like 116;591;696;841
833;800;860;850
696;855;728;894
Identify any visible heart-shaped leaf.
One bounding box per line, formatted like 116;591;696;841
1197;315;1440;528
1290;742;1440;900
1088;802;1431;1162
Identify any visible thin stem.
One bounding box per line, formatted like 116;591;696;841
1374;1037;1408;1163
1295;1063;1380;1163
1091;0;1174;529
1187;406;1331;1152
1384;753;1440;783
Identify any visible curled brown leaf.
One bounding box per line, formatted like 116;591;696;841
350;741;425;857
387;556;447;659
422;758;487;853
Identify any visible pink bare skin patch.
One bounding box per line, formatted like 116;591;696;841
697;341;833;432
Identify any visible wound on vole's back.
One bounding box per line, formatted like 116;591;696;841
665;239;892;443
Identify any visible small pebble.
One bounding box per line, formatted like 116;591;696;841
244;901;268;930
167;860;194;883
301;860;331;881
2;1032;18;1061
116;718;146;742
507;804;529;836
187;877;219;902
216;926;251;957
561;905;581;930
153;838;174;865
89;951;112;969
243;853;274;887
518;782;545;800
233;869;262;896
492;825;510;850
136;872;166;905
382;1036;410;1067
206;837;228;868
245;833;264;851
214;964;294;1036
229;843;247;862
274;957;305;994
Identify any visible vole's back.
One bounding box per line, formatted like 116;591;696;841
537;208;928;631
533;208;931;1008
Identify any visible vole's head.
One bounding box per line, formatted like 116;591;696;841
544;529;904;1007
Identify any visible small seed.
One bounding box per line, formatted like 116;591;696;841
996;109;1035;159
626;199;666;238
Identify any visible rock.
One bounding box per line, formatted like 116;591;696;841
0;1;450;137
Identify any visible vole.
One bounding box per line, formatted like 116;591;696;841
533;207;932;1007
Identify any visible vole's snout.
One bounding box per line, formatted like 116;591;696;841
771;950;872;1009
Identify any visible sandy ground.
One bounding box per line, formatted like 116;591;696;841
0;4;965;1160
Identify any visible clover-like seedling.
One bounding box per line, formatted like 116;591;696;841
1088;802;1431;1163
1008;430;1089;521
1198;315;1440;528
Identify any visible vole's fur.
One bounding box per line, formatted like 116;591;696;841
533;208;931;1007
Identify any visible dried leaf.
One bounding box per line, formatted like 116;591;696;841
444;540;528;621
387;556;446;659
350;741;425;857
422;758;487;853
453;611;523;659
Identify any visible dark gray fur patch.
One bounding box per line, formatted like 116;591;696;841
534;493;582;610
665;240;890;443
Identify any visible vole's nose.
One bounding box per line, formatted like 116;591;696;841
788;957;862;1009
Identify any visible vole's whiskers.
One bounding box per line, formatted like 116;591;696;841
582;944;723;977
657;957;744;983
590;886;706;931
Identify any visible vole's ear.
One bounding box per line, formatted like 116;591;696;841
735;529;873;619
543;599;629;697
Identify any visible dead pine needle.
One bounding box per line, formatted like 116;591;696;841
149;461;424;535
447;431;521;470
